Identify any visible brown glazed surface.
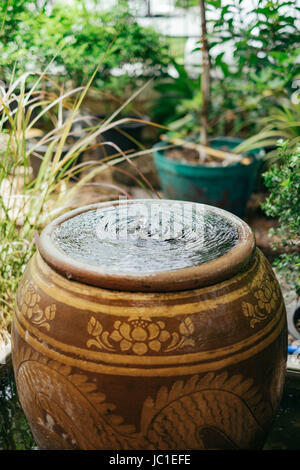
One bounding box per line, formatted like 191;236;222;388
12;246;287;450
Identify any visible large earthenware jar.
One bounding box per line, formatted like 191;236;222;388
11;199;287;450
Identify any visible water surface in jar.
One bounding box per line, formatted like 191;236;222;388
54;201;239;274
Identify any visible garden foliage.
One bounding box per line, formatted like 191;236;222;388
0;0;171;96
152;0;300;138
262;142;300;297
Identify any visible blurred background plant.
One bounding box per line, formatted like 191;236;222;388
234;101;300;155
209;0;300;137
151;60;202;137
2;0;299;143
151;0;300;142
0;0;171;107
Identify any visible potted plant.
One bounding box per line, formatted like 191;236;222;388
152;0;298;217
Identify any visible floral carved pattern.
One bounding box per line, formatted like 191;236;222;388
19;280;56;331
87;315;195;355
242;263;281;328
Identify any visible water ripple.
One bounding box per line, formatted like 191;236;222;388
54;201;239;274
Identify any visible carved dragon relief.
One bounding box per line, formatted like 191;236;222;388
14;346;274;450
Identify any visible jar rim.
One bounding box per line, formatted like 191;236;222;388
38;199;255;292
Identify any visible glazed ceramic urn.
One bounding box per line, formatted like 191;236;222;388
11;199;287;450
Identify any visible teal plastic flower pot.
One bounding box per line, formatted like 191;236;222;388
153;137;264;217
